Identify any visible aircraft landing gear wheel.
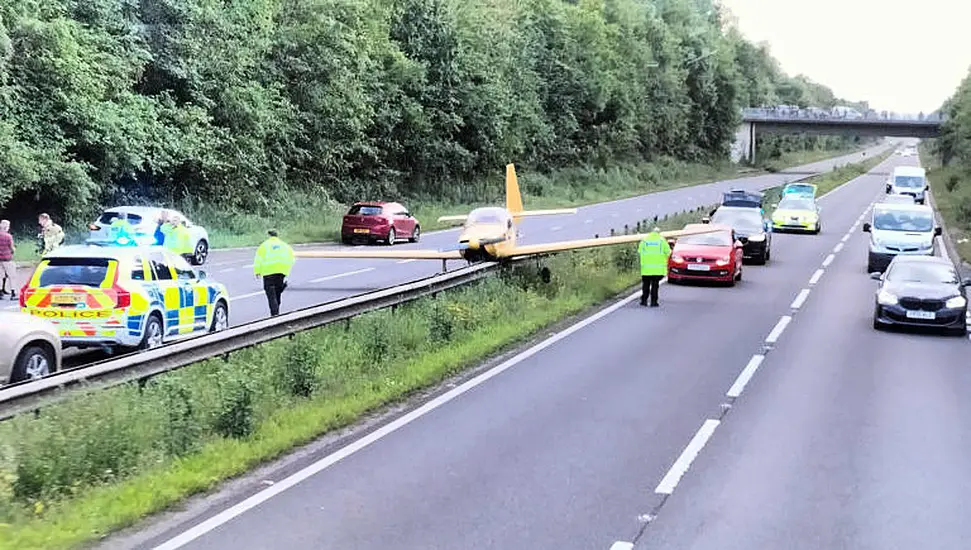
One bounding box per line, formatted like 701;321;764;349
386;228;396;246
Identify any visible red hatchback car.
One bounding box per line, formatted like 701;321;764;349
341;202;421;245
667;223;744;286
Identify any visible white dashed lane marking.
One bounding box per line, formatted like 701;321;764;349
310;268;375;283
822;254;835;267
809;269;824;285
765;316;792;344
790;289;811;309
655;419;721;495
726;355;766;398
833;242;844;253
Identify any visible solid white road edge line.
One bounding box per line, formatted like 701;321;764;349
610;542;634;550
151;289;645;550
809;269;824;286
765;316;792;344
726;355;766;398
790;289;811;310
309;268;375;284
655;419;721;495
822;254;835;267
833;242;844;253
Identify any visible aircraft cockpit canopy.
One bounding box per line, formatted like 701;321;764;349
467;207;513;228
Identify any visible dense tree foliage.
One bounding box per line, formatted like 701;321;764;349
0;0;863;225
937;69;971;169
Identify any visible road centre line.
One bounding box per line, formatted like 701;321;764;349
585;219;593;224
396;259;418;264
230;291;264;302
833;242;844;253
309;268;374;283
151;289;645;550
765;316;792;344
551;226;563;232
726;355;765;398
809;269;824;285
609;542;634;550
218;268;236;273
841;234;850;243
822;254;835;267
790;289;811;310
655;419;720;495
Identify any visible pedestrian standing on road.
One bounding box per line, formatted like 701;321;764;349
0;220;16;300
37;213;64;255
254;230;295;317
638;226;671;307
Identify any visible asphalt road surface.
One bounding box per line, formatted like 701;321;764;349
103;147;959;550
2;145;887;332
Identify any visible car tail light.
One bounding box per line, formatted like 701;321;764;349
113;287;131;309
89;223;100;231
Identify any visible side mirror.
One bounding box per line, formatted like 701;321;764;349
869;271;883;281
198;270;208;280
862;222;871;232
934;227;942;236
701;217;710;224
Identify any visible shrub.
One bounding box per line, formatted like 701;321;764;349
946;174;960;192
213;375;256;439
277;335;320;398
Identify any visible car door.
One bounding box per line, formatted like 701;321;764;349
167;251;208;332
390;204;412;237
148;251;182;338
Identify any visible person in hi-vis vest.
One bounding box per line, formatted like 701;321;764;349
638;227;671;307
253;229;295;316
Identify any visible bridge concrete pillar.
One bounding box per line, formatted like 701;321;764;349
730;122;755;164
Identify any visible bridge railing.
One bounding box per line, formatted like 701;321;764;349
741;107;946;123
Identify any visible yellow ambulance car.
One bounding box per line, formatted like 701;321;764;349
21;245;230;350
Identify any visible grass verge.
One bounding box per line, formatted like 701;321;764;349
919;143;971;265
8;149;862;264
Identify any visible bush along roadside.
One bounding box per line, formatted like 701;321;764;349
0;205;718;549
920;143;971;267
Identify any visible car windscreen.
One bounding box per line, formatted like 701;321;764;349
872;209;934;231
348;205;383;216
37;258;112;287
784;185;814;194
677;231;732;246
887;263;958;285
710;210;763;232
893;175;924;188
778;198;813;211
98;212;143;225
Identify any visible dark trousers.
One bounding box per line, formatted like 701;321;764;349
641;275;662;306
263;273;287;316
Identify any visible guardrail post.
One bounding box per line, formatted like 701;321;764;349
441;259;447;273
624;224;629;235
610;228;615;236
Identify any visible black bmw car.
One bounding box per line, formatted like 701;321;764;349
705;206;772;264
871;255;971;336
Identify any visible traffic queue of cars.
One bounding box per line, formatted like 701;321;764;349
671;184;821;285
866;168;970;336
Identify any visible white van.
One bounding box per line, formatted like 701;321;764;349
885;166;928;204
863;202;941;272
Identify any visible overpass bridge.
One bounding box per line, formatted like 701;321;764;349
733;108;943;163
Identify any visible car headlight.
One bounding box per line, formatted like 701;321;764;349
747;233;766;242
945;296;967;309
877;289;898;306
671;254;685;263
715;257;731;266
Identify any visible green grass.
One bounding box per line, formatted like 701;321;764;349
919;143;971;264
7;149;862;265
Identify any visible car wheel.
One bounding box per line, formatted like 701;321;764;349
410;225;421;243
139;314;164;351
386;228;396;246
210;301;229;332
11;344;55;383
193;240;209;265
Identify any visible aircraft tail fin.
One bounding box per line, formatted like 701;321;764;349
505;163;524;215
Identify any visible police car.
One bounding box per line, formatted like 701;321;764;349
20;245;230;350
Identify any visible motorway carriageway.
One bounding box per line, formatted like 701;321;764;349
4;147;884;333
96;149;971;550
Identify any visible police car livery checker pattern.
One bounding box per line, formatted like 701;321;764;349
21;245;229;350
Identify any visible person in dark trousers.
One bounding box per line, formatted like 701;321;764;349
253;230;295;316
638;226;671;307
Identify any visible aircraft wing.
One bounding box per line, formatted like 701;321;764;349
437;215;469;223
512;208;578;218
294;249;463;260
502;227;723;257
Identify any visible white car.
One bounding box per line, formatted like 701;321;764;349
86;206;211;265
0;311;61;386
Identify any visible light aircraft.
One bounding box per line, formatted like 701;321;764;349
294;164;720;265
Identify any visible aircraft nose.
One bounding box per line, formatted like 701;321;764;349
467;238;481;250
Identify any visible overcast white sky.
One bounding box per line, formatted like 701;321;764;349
719;0;971;113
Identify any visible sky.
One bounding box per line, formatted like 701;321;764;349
719;0;971;113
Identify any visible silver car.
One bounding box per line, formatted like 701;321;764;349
0;311;61;386
86;206;211;265
863;203;940;273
